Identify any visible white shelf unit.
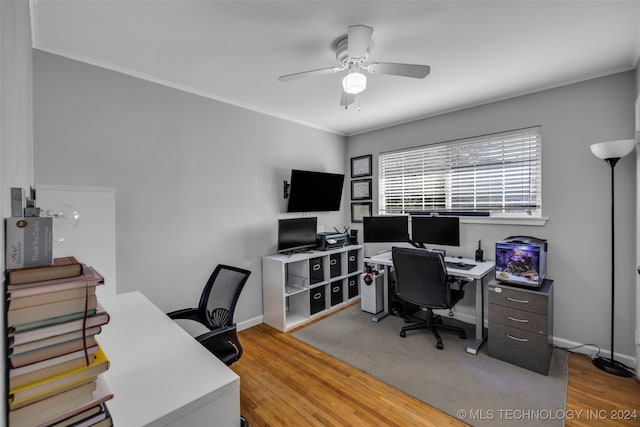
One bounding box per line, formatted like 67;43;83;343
262;245;364;332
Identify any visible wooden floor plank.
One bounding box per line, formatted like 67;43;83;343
232;316;639;426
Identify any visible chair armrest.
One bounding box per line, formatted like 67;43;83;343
196;324;238;344
167;308;201;323
196;324;243;360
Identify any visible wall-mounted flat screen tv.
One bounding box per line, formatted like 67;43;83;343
286;169;345;212
277;217;318;254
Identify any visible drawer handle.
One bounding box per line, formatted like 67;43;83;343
313;293;322;300
506;316;529;323
333;286;341;292
506;334;528;343
312;264;321;271
349;256;356;261
506;297;529;304
349;280;356;286
330;259;337;266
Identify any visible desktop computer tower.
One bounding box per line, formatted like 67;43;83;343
360;273;384;314
388;269;419;318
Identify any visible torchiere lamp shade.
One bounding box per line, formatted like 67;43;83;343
590;139;636;160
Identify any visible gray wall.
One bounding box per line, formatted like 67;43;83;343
347;72;637;362
33;51;347;325
1;0;34;422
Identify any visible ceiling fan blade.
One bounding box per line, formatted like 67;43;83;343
340;91;355;107
369;62;431;79
278;66;341;82
347;25;373;59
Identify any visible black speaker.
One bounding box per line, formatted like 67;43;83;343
388;270;419;318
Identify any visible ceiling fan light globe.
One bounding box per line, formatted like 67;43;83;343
342;72;367;94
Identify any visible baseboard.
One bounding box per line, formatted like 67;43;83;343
238;315;263;332
552;336;637;371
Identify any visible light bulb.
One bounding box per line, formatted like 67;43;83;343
43;204;80;243
342;72;367;94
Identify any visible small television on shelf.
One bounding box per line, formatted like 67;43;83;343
286;169;345;212
277;217;318;254
363;216;409;243
410;215;460;247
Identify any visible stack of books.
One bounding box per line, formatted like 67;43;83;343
6;256;114;427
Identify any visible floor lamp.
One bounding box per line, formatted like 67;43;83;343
590;138;636;377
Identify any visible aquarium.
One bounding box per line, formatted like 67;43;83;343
495;236;547;288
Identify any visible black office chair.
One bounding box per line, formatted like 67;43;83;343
168;264;251;427
168;264;250;365
392;247;467;350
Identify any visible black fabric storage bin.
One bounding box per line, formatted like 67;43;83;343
329;254;341;278
347;275;359;299
330;281;344;306
309;257;324;284
347;250;358;273
310;286;326;315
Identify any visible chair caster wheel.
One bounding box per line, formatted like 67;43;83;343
436;341;443;350
400;330;406;338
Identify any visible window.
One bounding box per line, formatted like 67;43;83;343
378;127;542;217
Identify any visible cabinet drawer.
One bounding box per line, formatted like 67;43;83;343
329;254;342;278
488;323;552;375
309;257;324;284
330;281;344;306
347;275;359;299
488;285;548;315
347;250;359;273
489;304;548;335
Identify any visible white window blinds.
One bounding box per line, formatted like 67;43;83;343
378;127;542;216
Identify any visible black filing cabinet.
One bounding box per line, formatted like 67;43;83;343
347;250;358;273
330;280;344;306
310;286;326;315
488;279;554;375
329;253;342;278
347;275;359;299
309;257;324;284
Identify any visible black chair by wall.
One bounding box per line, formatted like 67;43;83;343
167;264;251;426
391;247;467;350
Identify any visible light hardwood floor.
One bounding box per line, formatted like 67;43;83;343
232;311;640;426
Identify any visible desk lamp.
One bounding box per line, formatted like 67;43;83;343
589;138;636;377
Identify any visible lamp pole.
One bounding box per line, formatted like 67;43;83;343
590;138;636;377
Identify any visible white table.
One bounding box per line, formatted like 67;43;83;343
98;291;240;426
364;251;495;354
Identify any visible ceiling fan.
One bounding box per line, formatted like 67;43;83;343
278;25;431;108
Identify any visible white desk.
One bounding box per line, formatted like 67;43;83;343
98;292;240;427
364;251;495;354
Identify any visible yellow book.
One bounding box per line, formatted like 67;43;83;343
9;346;109;409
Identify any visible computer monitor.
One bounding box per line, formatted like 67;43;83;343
277;217;318;253
363;216;409;243
410;215;460;246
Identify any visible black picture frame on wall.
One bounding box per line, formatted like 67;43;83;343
351;155;372;178
351;179;372;200
351;202;372;223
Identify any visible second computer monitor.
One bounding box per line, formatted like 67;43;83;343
363;216;409;243
411;215;460;246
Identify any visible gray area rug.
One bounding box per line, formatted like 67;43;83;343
292;305;568;427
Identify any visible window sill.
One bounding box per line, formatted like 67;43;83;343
459;216;549;226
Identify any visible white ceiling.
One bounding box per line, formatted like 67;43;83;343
31;0;640;136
